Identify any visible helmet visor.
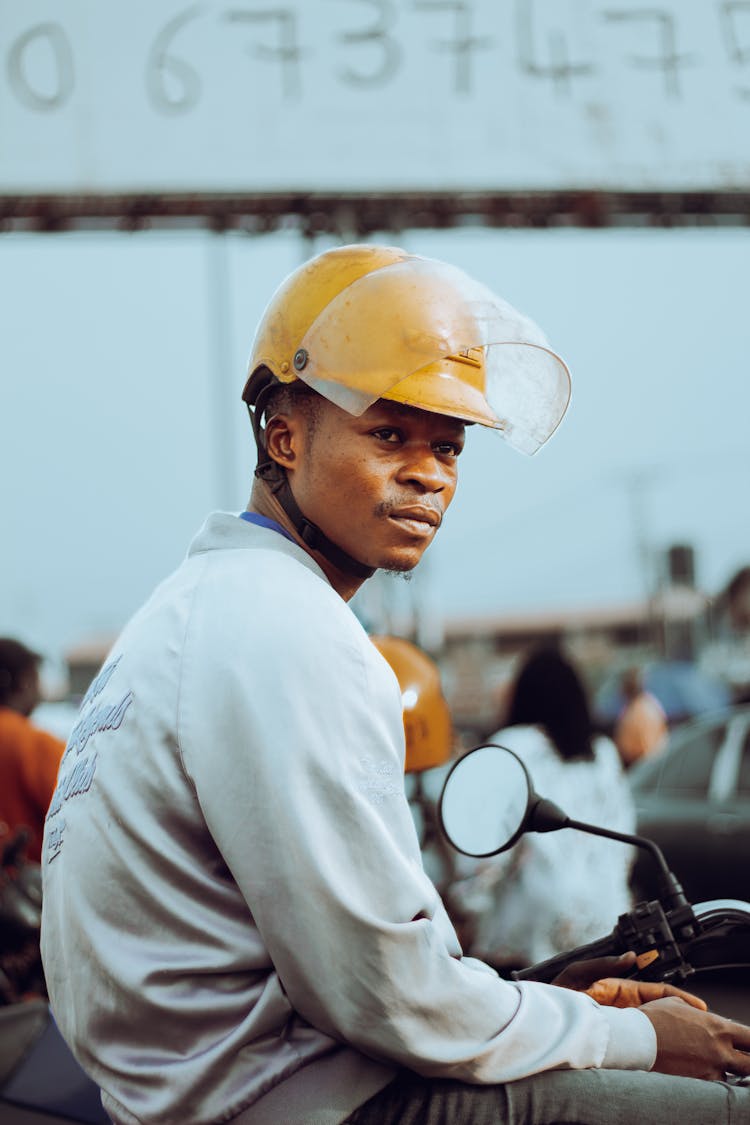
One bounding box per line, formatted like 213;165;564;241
297;258;571;453
483;341;571;455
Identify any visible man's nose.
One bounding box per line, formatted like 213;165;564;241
397;448;454;492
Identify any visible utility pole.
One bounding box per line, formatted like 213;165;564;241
207;229;237;508
624;468;662;655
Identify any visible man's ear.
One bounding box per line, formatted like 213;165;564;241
264;413;299;471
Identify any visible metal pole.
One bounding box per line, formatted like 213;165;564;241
206;229;237;508
625;468;661;655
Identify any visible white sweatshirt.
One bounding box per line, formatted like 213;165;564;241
41;513;655;1125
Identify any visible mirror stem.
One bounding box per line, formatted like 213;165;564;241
565;815;689;912
528;798;687;910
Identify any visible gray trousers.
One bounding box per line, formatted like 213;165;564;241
344;1068;750;1124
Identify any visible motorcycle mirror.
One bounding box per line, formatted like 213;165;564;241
439;744;690;914
438;743;567;857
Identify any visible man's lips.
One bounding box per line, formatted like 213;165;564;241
387;506;442;531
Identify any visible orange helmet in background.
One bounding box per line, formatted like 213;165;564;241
370;635;454;773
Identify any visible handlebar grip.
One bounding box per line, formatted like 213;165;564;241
512;930;623;983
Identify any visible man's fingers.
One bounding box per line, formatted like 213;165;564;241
642;997;750;1081
632;981;707;1010
726;1055;750;1078
584;978;708;1010
553;953;636;991
727;1019;750;1057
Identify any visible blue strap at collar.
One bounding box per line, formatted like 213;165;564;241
239;511;296;544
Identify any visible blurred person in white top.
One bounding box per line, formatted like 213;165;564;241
452;645;636;971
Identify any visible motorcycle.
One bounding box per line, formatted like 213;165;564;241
0;828;108;1123
437;742;750;1005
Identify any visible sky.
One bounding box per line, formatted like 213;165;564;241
2;222;749;676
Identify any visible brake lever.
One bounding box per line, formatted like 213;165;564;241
514;898;701;986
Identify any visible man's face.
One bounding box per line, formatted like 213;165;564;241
287;398;465;574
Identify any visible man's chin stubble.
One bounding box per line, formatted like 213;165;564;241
380;567;414;581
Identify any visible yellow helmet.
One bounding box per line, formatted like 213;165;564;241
243;243;571;455
370;634;454;773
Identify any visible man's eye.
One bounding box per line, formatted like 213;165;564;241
372;428;402;443
434;441;463;457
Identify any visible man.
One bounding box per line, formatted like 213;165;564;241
41;245;750;1124
0;637;64;863
613;667;668;768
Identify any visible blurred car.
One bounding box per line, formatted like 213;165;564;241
594;659;731;731
628;704;750;903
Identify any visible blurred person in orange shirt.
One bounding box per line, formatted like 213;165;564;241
613;667;668;769
0;638;65;862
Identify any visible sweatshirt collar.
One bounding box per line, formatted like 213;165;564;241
239;511;295;544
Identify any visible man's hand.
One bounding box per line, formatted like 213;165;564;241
553;952;707;1010
642;996;750;1080
552;952;639;991
584;977;707;1011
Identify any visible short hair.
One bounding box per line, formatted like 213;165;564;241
505;645;595;762
0;638;41;706
263;381;322;429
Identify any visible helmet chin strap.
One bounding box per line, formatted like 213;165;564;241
254;462;375;580
245;377;375;580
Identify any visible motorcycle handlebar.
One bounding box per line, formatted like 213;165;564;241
513;896;700;985
512;930;623;983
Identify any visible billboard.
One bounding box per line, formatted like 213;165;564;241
2;0;749;196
